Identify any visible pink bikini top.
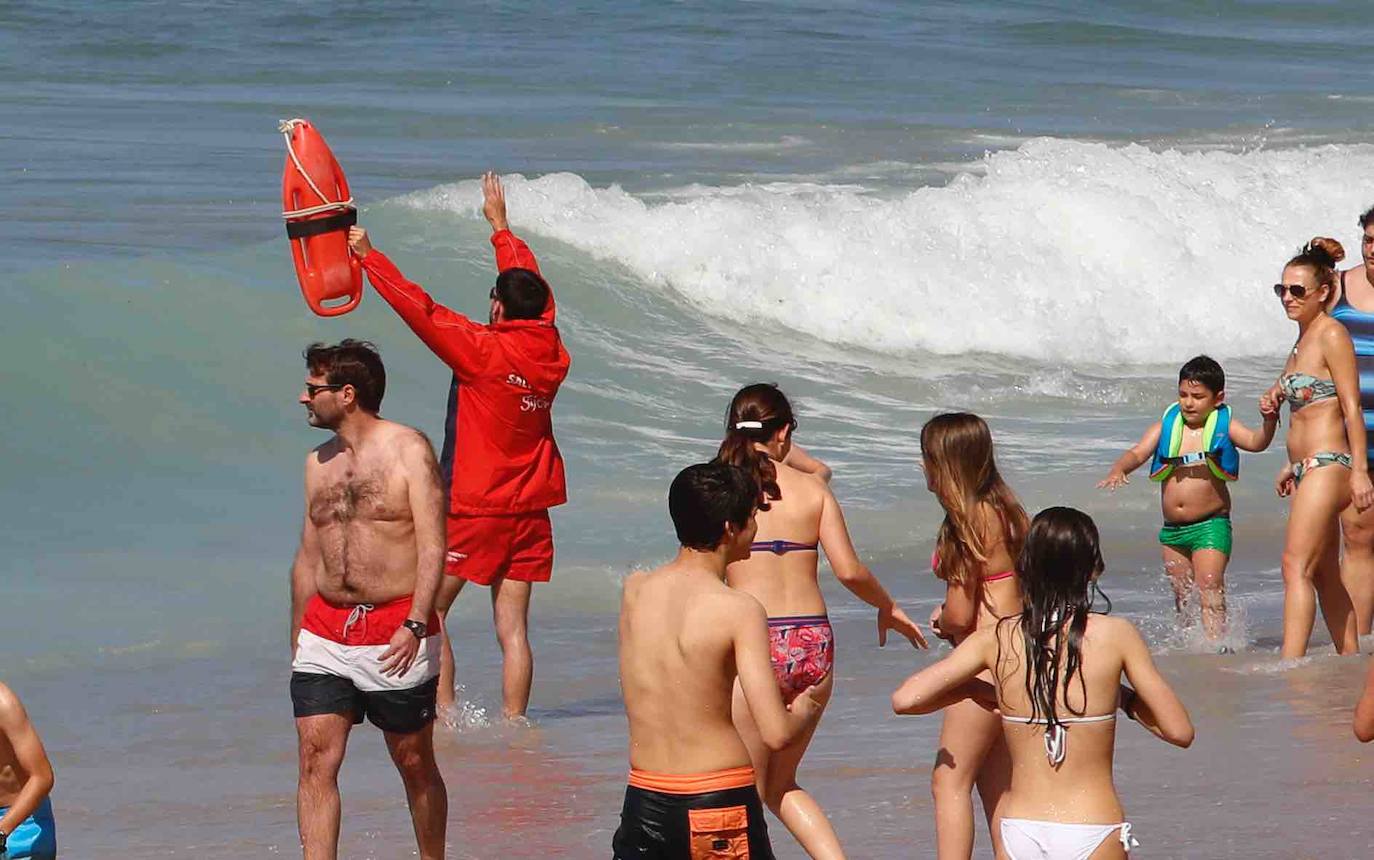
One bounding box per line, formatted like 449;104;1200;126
931;552;1016;583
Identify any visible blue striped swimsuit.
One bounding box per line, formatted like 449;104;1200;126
1330;269;1374;459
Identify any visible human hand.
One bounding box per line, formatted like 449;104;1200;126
928;605;953;644
1276;463;1296;498
880;604;929;649
378;624;421;677
788;671;833;719
1097;470;1129;490
1259;388;1281;419
482;171;509;233
1352;469;1374;512
347;226;373;258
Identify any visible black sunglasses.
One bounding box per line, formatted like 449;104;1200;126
1273;283;1315;299
305;382;345;397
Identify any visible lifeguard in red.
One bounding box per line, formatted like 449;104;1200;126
357;229;569;585
348;174;568;719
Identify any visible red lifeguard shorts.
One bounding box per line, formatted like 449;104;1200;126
444;510;554;585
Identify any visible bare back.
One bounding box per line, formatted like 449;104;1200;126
305;421;432;604
991;615;1133;822
619;566;762;774
938;501;1023;641
725;462;827;617
972;502;1022;629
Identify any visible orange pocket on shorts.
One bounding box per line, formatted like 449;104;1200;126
688;805;750;859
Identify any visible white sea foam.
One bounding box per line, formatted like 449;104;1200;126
401;138;1374;363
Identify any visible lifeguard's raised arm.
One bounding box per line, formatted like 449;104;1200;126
351;233;492;383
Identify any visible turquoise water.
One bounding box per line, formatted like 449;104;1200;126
6;1;1374;855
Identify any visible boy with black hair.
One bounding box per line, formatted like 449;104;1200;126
1099;355;1279;643
613;463;827;859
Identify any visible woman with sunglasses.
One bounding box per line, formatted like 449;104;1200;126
1326;207;1374;637
1268;237;1374;658
714;383;927;859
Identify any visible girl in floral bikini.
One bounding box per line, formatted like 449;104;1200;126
921;413;1029;859
714;383;927;860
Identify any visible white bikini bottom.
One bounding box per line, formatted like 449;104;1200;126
1001;818;1136;859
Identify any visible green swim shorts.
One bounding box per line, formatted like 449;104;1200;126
1158;514;1232;556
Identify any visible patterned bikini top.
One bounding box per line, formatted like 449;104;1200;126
1279;373;1337;411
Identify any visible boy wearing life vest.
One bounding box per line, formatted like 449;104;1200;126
1099;356;1279;643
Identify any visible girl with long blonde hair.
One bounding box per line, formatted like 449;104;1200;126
920;412;1029;859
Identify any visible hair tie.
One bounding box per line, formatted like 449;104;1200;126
734;420;764;430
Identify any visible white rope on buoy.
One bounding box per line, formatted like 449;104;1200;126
279;118;355;220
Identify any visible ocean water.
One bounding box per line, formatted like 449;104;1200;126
5;1;1374;856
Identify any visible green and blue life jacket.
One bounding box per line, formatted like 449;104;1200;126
1149;402;1239;483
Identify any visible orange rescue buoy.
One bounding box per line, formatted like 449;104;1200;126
280;118;362;317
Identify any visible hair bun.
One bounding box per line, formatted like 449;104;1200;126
1310;236;1346;265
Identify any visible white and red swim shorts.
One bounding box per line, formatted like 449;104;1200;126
291;594;442;733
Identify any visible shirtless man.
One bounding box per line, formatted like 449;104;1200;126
615;462;827;859
289;340;446;860
0;683;56;859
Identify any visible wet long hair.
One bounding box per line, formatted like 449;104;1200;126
920;413;1028;585
1006;507;1110;731
715;384;795;511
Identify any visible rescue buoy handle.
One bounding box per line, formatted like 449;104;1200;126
285;208;357;240
279;117;355;219
313;292;363;318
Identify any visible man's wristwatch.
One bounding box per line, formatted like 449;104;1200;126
402;619;428;639
1;826;9;852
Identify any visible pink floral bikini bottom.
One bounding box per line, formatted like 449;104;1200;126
767;614;834;704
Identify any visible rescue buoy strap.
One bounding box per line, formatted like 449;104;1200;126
285;208;357;240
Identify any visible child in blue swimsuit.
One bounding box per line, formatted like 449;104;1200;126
0;682;56;859
1099;356;1278;644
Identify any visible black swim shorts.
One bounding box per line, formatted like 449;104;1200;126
290;672;438;734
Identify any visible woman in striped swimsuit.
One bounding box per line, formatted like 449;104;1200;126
715;383;928;859
1327;206;1374;636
